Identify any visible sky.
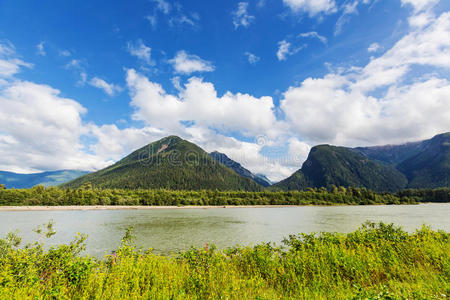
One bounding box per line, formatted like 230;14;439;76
0;0;449;181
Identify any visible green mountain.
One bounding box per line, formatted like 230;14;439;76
209;151;271;187
273;145;408;192
274;132;450;192
0;170;88;189
62;136;262;191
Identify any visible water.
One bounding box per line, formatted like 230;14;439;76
0;204;449;257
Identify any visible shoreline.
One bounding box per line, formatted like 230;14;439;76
0;203;441;211
0;205;317;211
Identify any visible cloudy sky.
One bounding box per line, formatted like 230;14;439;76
0;0;449;181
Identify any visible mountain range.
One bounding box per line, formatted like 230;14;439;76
2;132;449;192
274;132;450;191
0;170;88;189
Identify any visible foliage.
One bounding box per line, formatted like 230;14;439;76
1;185;449;206
0;222;448;299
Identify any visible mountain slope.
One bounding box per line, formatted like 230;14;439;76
274;145;408;192
209;151;271;187
62;136;262;191
0;170;88;189
396;133;450;188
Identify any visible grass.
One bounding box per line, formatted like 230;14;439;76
0;222;448;299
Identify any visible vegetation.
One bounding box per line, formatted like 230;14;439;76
0;185;449;206
0;221;448;298
61;136;262;191
275;132;450;192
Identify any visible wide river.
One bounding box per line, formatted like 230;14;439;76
0;204;449;257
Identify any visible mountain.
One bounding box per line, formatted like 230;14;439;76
0;170;88;189
62;136;262;191
273;145;408;192
254;173;273;186
209;151;271;187
274;132;450;192
357;133;450;189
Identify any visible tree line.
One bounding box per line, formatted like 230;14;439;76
0;183;449;206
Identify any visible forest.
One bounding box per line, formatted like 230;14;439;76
0;183;449;206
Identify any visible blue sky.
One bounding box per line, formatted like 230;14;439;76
0;0;449;181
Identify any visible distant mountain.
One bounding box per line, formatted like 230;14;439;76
62;136;262;191
273;145;408;192
255;173;273;186
274;132;450;192
209;151;271;187
0;170;88;189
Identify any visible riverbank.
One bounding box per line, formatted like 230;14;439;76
0;204;320;211
0;222;448;299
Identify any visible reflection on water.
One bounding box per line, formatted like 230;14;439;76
0;204;448;257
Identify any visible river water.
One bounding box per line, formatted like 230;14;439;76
0;204;448;257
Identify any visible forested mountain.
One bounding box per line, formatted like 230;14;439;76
0;170;88;189
274;132;450;192
210;151;271;187
273;145;408;192
61;136;262;191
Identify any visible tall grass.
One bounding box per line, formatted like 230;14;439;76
0;222;448;299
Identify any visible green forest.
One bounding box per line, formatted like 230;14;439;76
0;222;448;298
0;184;449;206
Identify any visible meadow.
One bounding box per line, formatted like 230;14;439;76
0;221;448;299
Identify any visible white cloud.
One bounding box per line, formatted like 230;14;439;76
245;52;260;64
283;0;337;16
0;42;32;79
126;69;279;137
36;42;46;56
89;77;122;96
367;42;383;53
232;2;255;29
401;0;439;13
152;0;171;14
127;40;153;65
280;11;450;146
277;40;305;61
0;80;111;173
169;50;215;74
59;50;71;57
277;40;291;61
298;31;327;44
146;15;158;28
64;59;88;85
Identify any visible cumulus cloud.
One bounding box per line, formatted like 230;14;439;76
232;2;255;29
89;77;122;96
127;40;153;65
283;0;336;16
245;52;260;64
64;59;87;85
280;11;450;146
126;69;280;137
169;50;215;74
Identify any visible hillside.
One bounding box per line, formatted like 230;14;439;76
0;170;88;189
274;132;450;192
274;145;408;192
210;151;271;187
62;136;262;191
